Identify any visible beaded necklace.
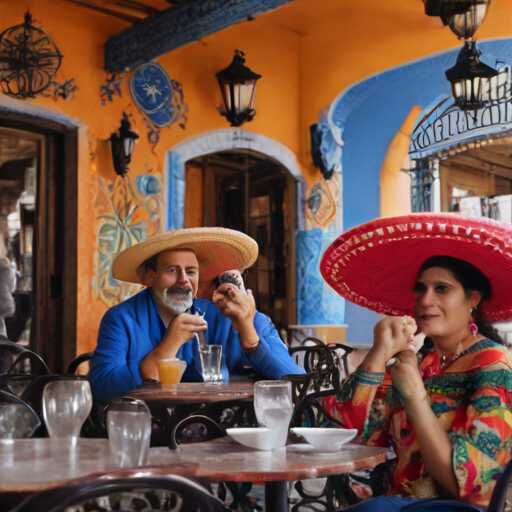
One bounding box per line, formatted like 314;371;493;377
439;332;475;369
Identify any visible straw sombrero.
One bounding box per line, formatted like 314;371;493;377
320;213;512;322
113;227;258;285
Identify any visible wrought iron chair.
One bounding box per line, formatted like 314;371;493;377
0;374;94;437
170;414;227;449
0;389;41;439
0;339;50;376
170;409;261;512
11;474;231;512
66;352;94;374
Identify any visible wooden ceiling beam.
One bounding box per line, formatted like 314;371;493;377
445;154;512;180
468;149;512;170
104;0;296;72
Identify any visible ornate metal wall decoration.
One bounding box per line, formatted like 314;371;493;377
408;160;434;213
129;62;188;129
100;71;124;105
44;78;79;101
0;12;62;99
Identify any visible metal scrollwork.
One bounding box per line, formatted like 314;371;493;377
0;12;62;99
409;160;434;213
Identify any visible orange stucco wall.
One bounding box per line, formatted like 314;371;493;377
1;0;512;355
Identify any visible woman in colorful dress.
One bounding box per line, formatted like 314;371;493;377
320;213;512;511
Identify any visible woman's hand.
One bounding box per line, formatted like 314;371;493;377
388;350;426;400
360;316;417;373
374;316;417;359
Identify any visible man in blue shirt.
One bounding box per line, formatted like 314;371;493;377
89;227;304;404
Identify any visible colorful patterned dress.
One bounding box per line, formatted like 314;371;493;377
321;339;512;508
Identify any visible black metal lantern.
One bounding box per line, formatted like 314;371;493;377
110;113;139;178
216;50;261;127
445;41;498;110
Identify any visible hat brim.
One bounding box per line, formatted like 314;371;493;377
320;213;512;322
113;227;259;285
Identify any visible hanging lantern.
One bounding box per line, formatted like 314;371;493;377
216;50;261;127
423;0;490;37
110;113;139;178
445;41;498;110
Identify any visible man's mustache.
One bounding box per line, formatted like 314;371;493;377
166;287;192;296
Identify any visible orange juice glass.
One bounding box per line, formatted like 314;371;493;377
156;358;187;386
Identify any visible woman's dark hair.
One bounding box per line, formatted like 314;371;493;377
417;255;503;346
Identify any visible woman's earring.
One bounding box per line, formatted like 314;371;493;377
469;309;478;336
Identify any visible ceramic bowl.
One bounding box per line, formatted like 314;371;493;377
290;427;357;453
226;427;277;451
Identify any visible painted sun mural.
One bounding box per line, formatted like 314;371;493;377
89;131;162;307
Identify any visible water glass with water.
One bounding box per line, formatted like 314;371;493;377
199;345;222;384
107;410;151;468
254;380;293;449
42;380;93;445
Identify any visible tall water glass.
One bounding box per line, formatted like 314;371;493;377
42;380;93;445
199;345;222;384
107;410;151;468
254;380;293;449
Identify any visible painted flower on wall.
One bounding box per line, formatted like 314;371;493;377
90;171;162;306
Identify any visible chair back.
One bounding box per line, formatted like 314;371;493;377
0;374;90;436
0;389;40;438
0;340;25;374
170;415;227;450
11;474;230;512
66;352;93;375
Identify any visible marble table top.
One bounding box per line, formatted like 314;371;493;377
0;437;387;493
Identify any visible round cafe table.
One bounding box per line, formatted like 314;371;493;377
126;378;254;406
0;437;387;512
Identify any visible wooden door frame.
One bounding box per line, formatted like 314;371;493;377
0;115;78;373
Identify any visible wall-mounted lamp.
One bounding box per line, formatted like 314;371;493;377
110;112;139;178
216;50;261;127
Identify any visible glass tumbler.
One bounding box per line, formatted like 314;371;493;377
42;380;93;445
199;345;222;384
107;410;151;468
254;380;293;449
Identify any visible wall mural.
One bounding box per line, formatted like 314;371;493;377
88;132;162;307
0;12;77;101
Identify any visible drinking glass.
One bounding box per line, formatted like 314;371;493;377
199;345;222;384
0;403;40;439
156;358;187;386
107;410;151;468
254;380;293;449
42;380;92;445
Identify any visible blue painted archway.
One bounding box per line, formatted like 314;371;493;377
322;37;512;344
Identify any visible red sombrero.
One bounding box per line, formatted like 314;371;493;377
320;213;512;322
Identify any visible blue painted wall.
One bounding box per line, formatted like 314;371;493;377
328;38;512;345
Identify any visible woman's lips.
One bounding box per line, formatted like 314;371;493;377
419;314;439;321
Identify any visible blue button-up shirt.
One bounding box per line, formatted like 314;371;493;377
89;288;304;403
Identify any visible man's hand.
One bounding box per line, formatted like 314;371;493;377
158;313;207;356
213;283;259;350
139;313;207;381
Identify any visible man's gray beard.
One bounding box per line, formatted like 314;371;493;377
159;289;193;314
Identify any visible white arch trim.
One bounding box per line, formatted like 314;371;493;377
164;128;306;230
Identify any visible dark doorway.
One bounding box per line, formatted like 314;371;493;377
184;150;297;330
0;116;78;373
